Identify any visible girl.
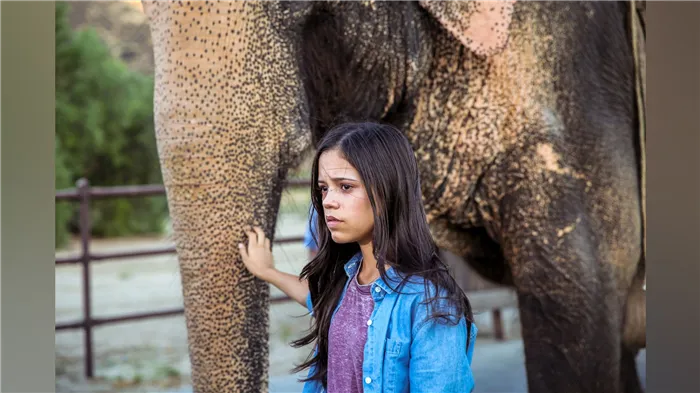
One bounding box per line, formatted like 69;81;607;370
239;122;477;393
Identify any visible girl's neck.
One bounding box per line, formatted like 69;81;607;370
357;239;379;285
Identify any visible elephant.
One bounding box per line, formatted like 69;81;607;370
142;1;646;392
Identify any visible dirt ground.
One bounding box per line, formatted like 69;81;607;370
55;198;519;393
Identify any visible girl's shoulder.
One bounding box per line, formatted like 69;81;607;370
388;272;448;299
389;274;462;319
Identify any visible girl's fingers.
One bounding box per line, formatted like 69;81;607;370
242;226;271;251
245;230;257;246
238;243;248;260
253;226;265;246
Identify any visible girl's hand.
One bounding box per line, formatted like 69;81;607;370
239;226;275;281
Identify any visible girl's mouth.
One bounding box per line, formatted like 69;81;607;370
326;216;342;228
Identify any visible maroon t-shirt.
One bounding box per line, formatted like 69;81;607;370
327;269;375;393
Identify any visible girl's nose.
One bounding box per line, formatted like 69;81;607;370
322;194;339;210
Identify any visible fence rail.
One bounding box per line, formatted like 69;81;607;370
56;177;513;380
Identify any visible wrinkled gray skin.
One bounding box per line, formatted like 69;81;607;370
143;1;646;392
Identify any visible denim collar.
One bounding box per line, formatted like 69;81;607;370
342;251;404;294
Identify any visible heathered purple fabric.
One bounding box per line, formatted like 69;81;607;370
327;269;375;393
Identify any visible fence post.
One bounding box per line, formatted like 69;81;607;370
77;178;94;378
492;309;505;341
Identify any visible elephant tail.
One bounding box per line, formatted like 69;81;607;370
622;261;646;350
621;0;646;352
631;0;646;287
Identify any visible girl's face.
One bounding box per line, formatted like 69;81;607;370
317;149;375;245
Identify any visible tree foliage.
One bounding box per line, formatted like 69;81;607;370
56;2;168;248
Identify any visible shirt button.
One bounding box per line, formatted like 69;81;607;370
374;287;381;293
365;377;372;384
366;319;372;326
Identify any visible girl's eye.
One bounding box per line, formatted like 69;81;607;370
316;184;351;193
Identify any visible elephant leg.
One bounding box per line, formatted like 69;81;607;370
142;2;311;391
489;140;642;393
508;245;623;393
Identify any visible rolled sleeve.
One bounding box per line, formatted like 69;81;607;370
304;207;319;251
466;323;478;365
306;292;314;315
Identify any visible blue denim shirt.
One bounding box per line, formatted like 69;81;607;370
301;252;477;393
304;207;319;251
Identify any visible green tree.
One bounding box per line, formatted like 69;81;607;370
55;2;168;248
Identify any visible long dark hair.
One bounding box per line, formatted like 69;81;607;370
291;121;474;387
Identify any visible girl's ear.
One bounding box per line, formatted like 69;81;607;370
419;0;516;57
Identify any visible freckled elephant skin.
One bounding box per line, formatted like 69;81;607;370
143;1;645;393
142;2;310;392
